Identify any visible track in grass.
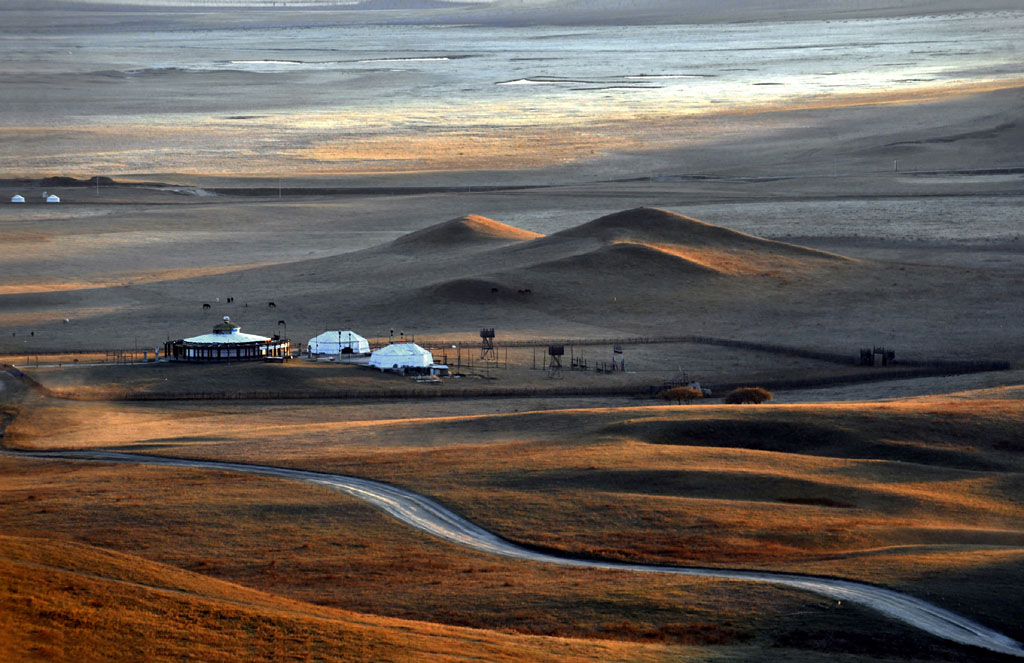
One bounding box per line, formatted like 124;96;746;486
6;449;1023;658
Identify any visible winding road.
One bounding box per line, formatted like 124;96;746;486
5;448;1023;658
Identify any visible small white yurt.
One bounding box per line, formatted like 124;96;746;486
11;194;24;203
369;343;434;372
45;194;60;203
307;330;370;356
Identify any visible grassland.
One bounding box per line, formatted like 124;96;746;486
3;371;1023;661
1;534;704;663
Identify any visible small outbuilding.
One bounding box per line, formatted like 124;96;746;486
307;330;370;356
45;194;60;203
10;195;24;203
369;343;434;373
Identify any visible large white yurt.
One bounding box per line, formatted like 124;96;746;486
164;316;290;362
369;343;433;372
45;194;60;203
307;330;370;356
10;194;25;203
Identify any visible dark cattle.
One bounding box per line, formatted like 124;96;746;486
202;303;211;310
491;287;499;293
278;320;285;326
268;302;276;308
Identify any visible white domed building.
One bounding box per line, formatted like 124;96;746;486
164;316;290;362
369;342;434;373
307;330;370;356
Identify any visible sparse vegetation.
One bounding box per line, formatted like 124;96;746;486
4;393;1024;662
658;386;703;404
724;386;773;404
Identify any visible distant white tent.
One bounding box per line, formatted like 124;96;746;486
45;194;60;203
10;194;24;203
307;330;370;356
369;343;434;372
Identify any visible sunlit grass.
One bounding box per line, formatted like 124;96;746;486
4;388;1023;659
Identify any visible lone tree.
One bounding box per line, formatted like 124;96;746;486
724;387;773;404
660;386;703;404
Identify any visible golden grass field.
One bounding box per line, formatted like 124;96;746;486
3;368;1023;661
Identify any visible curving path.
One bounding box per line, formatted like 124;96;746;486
5;449;1023;657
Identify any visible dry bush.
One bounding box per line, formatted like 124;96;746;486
723;387;772;404
659;386;703;404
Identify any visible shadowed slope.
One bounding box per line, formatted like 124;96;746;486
526;241;724;278
477;206;853;280
419;208;856;309
547;207;850;261
0;535;664;663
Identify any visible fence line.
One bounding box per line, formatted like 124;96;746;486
415;335;856;364
9;337;1013;372
26;361;1012;404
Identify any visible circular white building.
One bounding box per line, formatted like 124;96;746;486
164;316;290;362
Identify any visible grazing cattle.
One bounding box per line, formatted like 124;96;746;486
277;319;285;326
202;303;211;310
268;302;276;308
491;287;499;293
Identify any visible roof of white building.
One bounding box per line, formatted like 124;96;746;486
184;317;270;344
308;330;369;351
369;342;433;369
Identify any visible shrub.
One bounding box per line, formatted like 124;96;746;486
660;386;703;404
723;387;772;404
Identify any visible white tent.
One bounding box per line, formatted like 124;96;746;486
10;195;24;203
369;343;433;372
307;330;370;356
45;194;60;203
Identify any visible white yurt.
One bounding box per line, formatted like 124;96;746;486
45;194;60;203
369;343;434;373
10;194;24;203
164;316;290;362
307;330;370;356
